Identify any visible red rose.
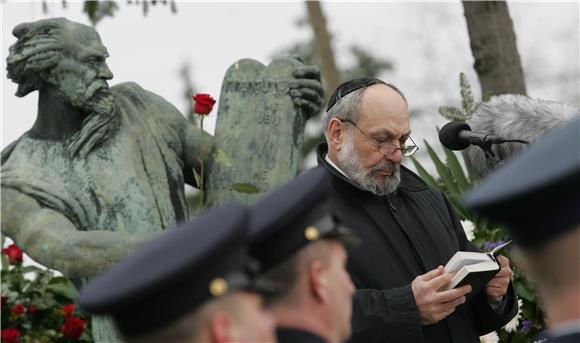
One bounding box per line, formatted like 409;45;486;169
192;93;216;115
10;304;24;316
1;328;20;343
60;316;85;340
2;244;23;265
61;304;75;317
27;304;37;314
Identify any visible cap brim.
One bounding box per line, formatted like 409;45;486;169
244;276;280;297
324;225;361;247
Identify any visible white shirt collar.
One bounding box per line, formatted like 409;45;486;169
324;153;351;180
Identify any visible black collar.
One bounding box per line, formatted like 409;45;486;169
276;327;328;343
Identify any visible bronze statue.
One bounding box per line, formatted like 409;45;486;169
1;17;323;279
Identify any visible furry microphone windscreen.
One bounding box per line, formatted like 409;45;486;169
465;94;579;178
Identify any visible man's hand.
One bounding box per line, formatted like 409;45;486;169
485;255;512;301
412;266;472;325
289;65;324;119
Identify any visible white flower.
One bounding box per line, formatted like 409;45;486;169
503;298;524;332
480;331;500;343
461;220;475;241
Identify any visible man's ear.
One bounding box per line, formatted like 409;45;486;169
308;260;329;303
209;312;233;343
327;118;344;151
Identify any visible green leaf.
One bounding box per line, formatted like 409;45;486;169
462;153;479;184
474;214;489;231
46;281;77;301
442;147;470;193
438;106;465;121
514;282;536;302
213;148;232;167
447;193;469;220
1;253;8;270
424;140;460;196
192;167;202;188
472;237;486;249
231;183;260;194
459;72;475;117
47;276;71;285
20;265;45;274
409;157;439;189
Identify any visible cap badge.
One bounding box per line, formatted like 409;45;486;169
304;226;320;241
209;278;229;297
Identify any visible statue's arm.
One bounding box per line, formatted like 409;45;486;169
1;188;158;278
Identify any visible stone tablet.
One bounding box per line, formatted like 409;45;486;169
205;57;308;206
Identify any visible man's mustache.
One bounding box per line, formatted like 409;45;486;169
371;161;399;174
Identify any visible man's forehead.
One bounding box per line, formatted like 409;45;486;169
358;85;410;134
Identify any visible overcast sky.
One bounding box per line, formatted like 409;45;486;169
2;1;579;156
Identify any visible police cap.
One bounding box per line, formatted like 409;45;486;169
250;167;358;271
79;203;274;337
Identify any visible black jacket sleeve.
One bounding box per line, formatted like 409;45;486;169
351;284;424;342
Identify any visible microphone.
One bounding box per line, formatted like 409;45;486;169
439;121;508;151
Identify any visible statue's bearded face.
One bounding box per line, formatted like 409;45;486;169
44;26;118;157
48;28;115;118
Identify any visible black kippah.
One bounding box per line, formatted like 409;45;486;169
326;77;386;111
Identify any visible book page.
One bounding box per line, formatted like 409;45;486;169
444;251;492;273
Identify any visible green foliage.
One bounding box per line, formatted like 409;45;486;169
40;1;178;26
231;183;260;194
82;1;118;26
343;45;393;81
437;72;479;121
1;245;92;342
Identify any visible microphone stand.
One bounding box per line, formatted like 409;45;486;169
476;144;504;171
475;138;529;171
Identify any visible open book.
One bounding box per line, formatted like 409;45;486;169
442;241;511;299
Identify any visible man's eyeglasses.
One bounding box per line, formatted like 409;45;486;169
340;119;419;157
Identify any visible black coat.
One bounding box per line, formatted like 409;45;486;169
317;144;518;342
277;328;328;343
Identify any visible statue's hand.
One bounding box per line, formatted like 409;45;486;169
289;65;324;119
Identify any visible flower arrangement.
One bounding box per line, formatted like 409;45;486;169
1;242;92;342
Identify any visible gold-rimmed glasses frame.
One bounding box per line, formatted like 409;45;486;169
340;119;419;157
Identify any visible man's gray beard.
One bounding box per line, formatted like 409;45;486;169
57;80;118;159
337;133;401;196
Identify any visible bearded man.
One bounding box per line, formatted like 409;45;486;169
1;17;323;279
317;77;518;342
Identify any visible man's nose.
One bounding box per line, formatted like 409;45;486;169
98;63;114;80
384;147;403;164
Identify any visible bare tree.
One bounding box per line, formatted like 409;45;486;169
462;1;527;97
305;1;341;99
